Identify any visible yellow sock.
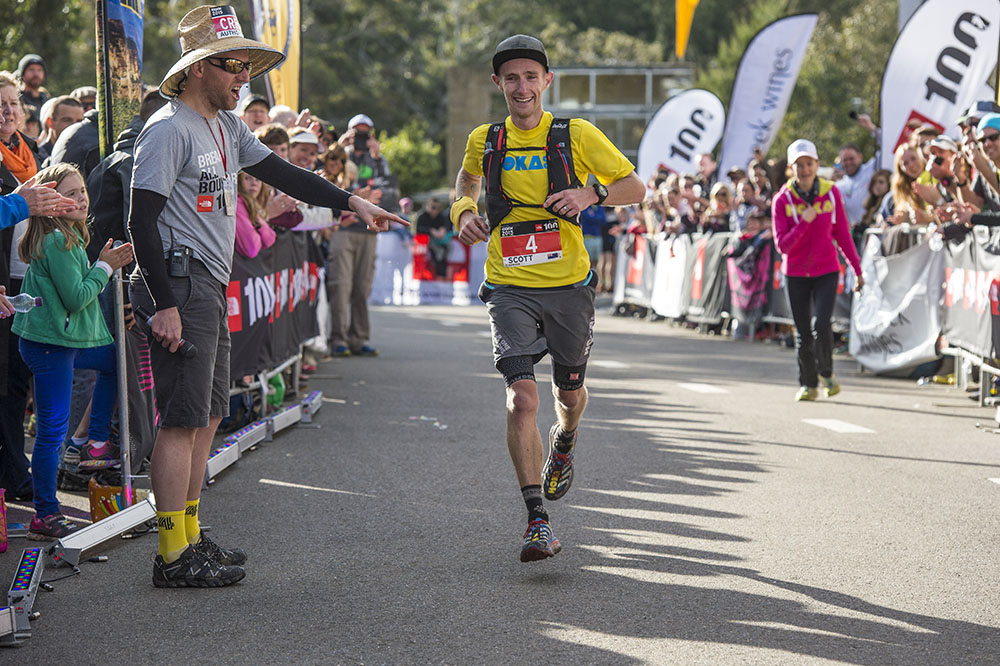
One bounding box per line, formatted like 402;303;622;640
156;510;188;562
184;499;201;544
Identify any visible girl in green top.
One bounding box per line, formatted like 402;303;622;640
12;163;133;540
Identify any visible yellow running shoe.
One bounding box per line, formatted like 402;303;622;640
795;386;819;401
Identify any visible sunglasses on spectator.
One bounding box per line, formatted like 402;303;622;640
206;57;253;74
981;133;1000;143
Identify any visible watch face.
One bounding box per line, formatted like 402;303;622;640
594;183;608;202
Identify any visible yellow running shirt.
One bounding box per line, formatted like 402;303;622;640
461;112;635;288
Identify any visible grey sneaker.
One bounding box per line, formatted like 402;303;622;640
193;531;247;566
152;545;245;588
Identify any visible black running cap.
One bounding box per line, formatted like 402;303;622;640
492;34;548;75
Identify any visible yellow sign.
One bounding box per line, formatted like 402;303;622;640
675;0;700;60
252;0;300;109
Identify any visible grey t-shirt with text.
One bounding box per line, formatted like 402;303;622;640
131;99;272;284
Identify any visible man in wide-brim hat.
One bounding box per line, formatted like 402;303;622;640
127;5;407;590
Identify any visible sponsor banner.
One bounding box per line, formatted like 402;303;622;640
613;234;655;308
849;235;944;373
942;232;1000;358
650;235;691;318
879;1;1000;169
124;324;157;464
718;14;818;175
228;231;322;378
249;0;301;109
369;233;487;306
685;232;731;324
637;89;725;185
95;0;144;158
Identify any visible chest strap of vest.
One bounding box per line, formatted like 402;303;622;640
483;118;582;233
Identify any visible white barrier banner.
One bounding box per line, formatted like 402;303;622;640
718;14;817;174
849;236;944;373
650;236;690;318
637;89;725;184
369;233;487;306
879;1;1000;170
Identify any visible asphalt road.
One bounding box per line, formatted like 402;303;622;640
3;302;999;664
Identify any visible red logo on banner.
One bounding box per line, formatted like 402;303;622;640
991;277;1000;316
773;260;782;289
308;262;318;302
226;281;242;333
627;236;646;286
197;195;213;213
691;238;707;300
272;271;282;320
893;110;944;154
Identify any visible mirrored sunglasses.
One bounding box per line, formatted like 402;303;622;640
207;57;253;75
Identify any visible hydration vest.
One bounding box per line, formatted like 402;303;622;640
482;118;582;232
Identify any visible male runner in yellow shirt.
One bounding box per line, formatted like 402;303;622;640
452;35;644;561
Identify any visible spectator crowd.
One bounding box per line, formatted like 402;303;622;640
4;48;1000;532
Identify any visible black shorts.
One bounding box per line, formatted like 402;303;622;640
130;261;230;429
481;275;596;370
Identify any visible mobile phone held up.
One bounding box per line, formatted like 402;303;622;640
353;130;369;156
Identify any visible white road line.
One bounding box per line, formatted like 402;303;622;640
988;478;1000;485
440;321;461;327
802;418;875;434
677;382;729;394
259;478;375;497
591;360;629;369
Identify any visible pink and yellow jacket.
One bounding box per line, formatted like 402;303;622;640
771;178;861;279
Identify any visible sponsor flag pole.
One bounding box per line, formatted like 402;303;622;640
675;0;700;60
94;0;144;160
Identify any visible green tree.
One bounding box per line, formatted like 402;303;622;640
379;118;442;197
0;0;94;95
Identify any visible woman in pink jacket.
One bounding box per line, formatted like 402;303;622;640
235;171;277;259
771;139;864;401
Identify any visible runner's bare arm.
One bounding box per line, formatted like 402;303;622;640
543;172;646;217
454;168;489;244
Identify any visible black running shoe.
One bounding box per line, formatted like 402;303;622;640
193;531;247;566
542;423;575;500
520;518;562;562
152;545;245;588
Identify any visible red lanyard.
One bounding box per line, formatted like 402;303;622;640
204;118;227;175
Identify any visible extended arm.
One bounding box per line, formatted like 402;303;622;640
245;153;407;232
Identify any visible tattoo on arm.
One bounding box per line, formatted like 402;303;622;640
456;169;482;201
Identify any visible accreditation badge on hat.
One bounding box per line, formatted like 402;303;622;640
159;5;286;98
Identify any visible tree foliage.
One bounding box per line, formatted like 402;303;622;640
380;118;442;197
4;0;903;190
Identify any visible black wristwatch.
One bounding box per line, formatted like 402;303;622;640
592;182;609;205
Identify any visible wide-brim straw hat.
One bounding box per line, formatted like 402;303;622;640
159;5;285;98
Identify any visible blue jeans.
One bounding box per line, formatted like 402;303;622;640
19;338;117;518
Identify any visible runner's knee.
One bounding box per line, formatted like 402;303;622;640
506;380;539;416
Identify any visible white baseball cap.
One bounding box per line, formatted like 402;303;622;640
928;134;958;153
787;139;818;164
288;129;319;145
348;113;374;129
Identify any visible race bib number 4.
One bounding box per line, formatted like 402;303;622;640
499;219;562;267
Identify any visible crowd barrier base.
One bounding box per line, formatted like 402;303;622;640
3;547;44;646
205;389;324;484
47;499;157;569
0;605;18;646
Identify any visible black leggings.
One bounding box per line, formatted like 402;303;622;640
786;271;838;388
